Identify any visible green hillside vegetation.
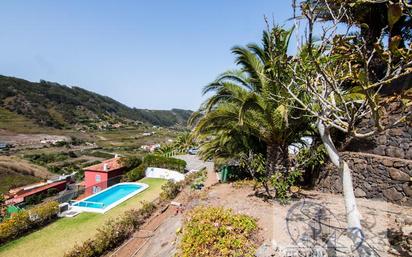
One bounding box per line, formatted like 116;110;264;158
0;75;192;129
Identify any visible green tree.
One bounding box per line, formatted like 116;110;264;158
192;27;310;196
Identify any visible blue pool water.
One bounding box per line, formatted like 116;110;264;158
74;184;142;209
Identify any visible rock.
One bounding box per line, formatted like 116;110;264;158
403;183;412;197
390;128;404;137
355;188;367;197
393;161;406;168
386;146;405;158
363;182;372;191
389;168;411;182
383;187;404;201
376;135;387;145
374;146;386;156
406;148;412;159
381;159;393;167
401;225;412;235
405;216;412;225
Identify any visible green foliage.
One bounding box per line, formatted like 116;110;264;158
24;152;70;166
143;154;186;172
0;75;192;128
270;169;302;205
0;201;59;244
191;26;311;191
24;188;60;206
83;151;114;159
177;206;258;257
297;144;326;173
160;180;183;200
63;201;157;257
121;156;142;170
124;164;147;182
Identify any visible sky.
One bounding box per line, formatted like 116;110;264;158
0;1;297;110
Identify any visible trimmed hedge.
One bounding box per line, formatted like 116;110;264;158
63;201;156;257
143;154;186;172
124;164;148;182
124;154;187;182
0;201;59;244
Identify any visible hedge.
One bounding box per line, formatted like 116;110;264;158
124;164;148;182
124;154;187;182
0;201;59;244
143;154;186;172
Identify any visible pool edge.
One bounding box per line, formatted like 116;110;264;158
71;182;149;214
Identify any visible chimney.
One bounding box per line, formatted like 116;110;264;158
103;163;109;171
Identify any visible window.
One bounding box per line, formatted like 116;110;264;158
95;174;101;183
92;186;101;194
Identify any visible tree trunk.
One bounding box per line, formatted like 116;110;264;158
263;143;283;197
316;120;365;248
266;143;283;175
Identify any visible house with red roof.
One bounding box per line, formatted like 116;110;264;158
5;175;73;206
83;157;126;196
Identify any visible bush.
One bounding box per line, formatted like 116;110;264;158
177;206;258;257
270;169;302;204
124;164;147;182
160;180;183;200
0;201;59;244
143;154;186;172
63;201;157;257
121;156;142;170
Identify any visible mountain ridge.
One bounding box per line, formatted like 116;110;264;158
0;75;192;129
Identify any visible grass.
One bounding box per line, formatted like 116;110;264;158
0;177;167;257
0;108;57;134
0;171;40;194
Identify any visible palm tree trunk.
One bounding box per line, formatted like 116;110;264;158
316;120;365;249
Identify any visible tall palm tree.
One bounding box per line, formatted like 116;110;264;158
191;27;310;194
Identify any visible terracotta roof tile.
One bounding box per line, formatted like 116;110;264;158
83;157;124;172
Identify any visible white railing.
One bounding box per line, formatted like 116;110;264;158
70;200;105;208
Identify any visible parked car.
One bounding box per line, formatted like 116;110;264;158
188;148;199;155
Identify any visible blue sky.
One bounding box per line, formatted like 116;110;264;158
0;1;296;110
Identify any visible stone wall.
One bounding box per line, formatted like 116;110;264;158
315;101;412;205
315;152;412;205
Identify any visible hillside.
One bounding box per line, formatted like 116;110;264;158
0;75;192;129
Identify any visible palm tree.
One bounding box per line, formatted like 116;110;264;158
191;27;310;196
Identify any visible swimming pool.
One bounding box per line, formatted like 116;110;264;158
71;182;149;213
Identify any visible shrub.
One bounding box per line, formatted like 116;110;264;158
270;169;302;204
0;201;59;244
63;201;157;257
121;156;142;170
143;154;186;172
124;164;147;182
177;206;258;257
160;180;183;200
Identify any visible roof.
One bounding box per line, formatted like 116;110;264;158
83;157;124;172
15;180;67;199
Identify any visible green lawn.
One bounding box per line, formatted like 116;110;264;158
0;171;40;194
0;178;166;257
